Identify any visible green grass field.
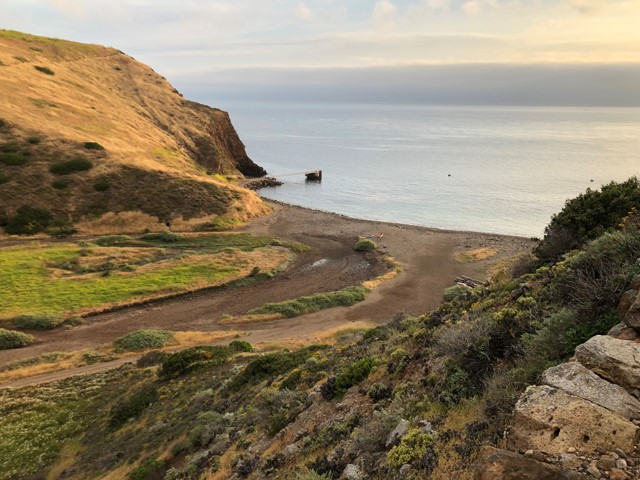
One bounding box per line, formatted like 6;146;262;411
0;234;292;321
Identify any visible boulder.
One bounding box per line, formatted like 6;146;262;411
385;419;409;449
608;322;638;341
540;362;640;419
340;464;363;480
474;446;589;480
575;336;640;392
618;290;638;319
507;385;638;455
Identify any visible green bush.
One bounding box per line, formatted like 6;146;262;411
83;142;104;150
0;152;27;165
50;157;93;175
34;65;55;75
0;328;34;350
128;456;166;480
26;136;41;144
228;340;253;352
536;177;640;258
354;238;377;252
0;172;10;184
94;234;132;246
248;286;369;318
5;206;52;235
12;313;63;330
1;144;17;153
114;329;175;351
335;357;375;395
141;231;180;242
387;429;437;470
52;178;70;189
109;385;158;428
93;179;110;191
159;346;231;378
443;285;468;302
194;217;239;232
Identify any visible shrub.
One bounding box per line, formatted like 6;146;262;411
0;172;10;184
26;136;41;144
387;429;437;470
443;285;468;302
354;410;400;452
159;346;231;378
0;152;27;165
249;286;369;318
194;217;239;232
93;179;110;191
109;385;158;428
12;313;63;330
536;177;640;259
229;340;253;352
5;206;52;234
34;65;55;75
94;234;132;246
141;231;180;242
0;328;34;350
354;238;376;252
50;157;93;175
128;456;166;480
114;329;175;351
335;357;375;395
52;178;70;189
368;382;393;402
83;142;104;150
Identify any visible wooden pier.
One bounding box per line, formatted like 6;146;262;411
272;170;322;181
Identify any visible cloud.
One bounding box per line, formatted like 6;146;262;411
295;2;313;21
372;0;397;30
462;1;481;15
426;0;450;10
45;0;87;18
568;0;597;14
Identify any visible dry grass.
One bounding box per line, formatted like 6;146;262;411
455;247;498;263
313;321;375;343
0;330;241;383
45;440;81;480
362;255;402;289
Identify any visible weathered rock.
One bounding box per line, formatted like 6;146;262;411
610;468;629;480
559;453;581;470
575;336;640;392
474;446;589;480
385;419;409;449
340;464;363;480
596;454;617;470
608;322;639;341
540;362;640;419
618;290;638;319
632;275;640;291
507;385;638;455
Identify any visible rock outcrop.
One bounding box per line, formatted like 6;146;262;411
476;275;640;480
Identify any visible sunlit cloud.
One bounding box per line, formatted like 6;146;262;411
295;2;313;21
372;0;397;31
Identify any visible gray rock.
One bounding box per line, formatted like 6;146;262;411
283;443;299;457
618;290;638;319
575;336;640;393
418;420;435;435
616;458;628;470
341;464;363;480
559;453;581;470
507;385;638;455
540;362;640;419
608;322;638;341
385;419;409;449
398;464;412;476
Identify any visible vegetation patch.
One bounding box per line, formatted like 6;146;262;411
83;142;104;150
114;329;175;351
0;172;10;184
4;206;52;235
12;313;64;330
0;328;34;350
34;65;55;75
335;357;375;395
354;238;377;252
50;157;93;175
0;152;27;166
109;385;158;429
140;231;180;242
248;285;369;318
93;178;110;191
194;217;241;232
159;345;231;378
52;178;70;189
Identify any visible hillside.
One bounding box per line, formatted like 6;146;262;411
0;30;267;235
0;180;638;479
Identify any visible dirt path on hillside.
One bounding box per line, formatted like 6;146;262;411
0;202;533;385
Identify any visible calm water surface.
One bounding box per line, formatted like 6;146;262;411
223;102;640;237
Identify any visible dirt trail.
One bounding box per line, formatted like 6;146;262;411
0;202;533;387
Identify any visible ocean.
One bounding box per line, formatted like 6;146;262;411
222;102;640;238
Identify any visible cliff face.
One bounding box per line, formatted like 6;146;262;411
0;30;267;234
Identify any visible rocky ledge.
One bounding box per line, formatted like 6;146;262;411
476;276;640;480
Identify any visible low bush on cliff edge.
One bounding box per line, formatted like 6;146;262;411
114;329;175;352
0;329;34;350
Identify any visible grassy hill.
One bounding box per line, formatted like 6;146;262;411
0;30;267;235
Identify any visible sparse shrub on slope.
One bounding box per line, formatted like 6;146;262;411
0;328;34;349
50;156;93;175
5;206;52;234
0;152;27;166
34;65;54;75
159;346;231;378
0;172;10;184
109;385;158;428
83;142;104;150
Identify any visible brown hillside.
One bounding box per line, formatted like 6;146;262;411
0;30;267;234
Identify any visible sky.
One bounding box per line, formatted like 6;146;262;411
1;0;640;106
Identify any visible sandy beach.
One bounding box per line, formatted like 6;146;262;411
0;200;534;370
